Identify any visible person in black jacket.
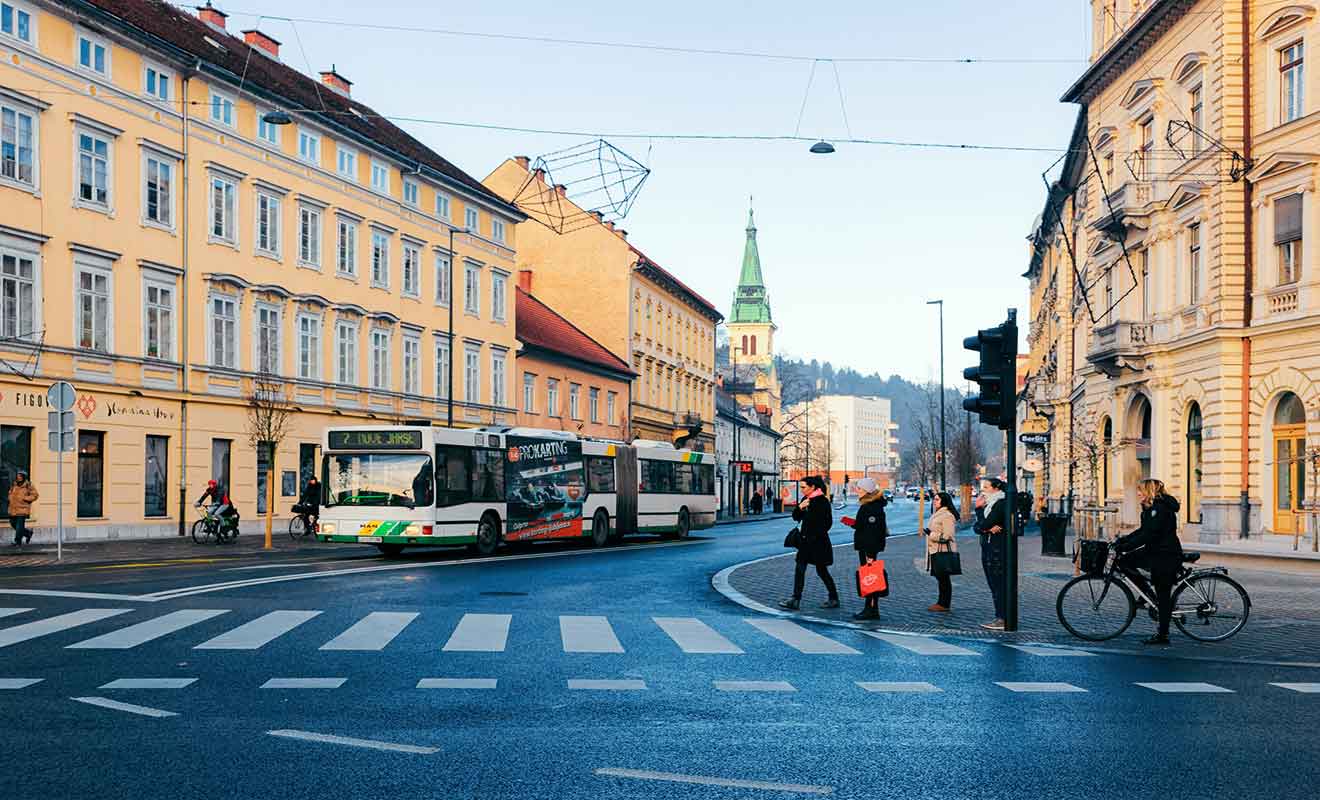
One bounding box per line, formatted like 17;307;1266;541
975;477;1009;630
1114;478;1184;645
780;476;839;610
847;477;888;620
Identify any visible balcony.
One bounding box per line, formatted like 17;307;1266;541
1087;319;1154;377
1091;180;1153;238
1266;285;1300;316
1032;381;1064;407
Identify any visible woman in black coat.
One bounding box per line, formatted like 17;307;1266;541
780;476;839;610
1114;478;1184;645
846;477;888;620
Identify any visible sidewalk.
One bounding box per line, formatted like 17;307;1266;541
715;511;792;527
0;533;332;569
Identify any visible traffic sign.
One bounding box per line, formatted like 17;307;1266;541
47;411;74;452
47;381;76;412
47;430;75;452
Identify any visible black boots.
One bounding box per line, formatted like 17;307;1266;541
778;598;800;610
821;598;840;609
852;607;879;620
1142;634;1171;646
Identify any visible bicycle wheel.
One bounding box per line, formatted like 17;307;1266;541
1056;574;1136;641
1173;573;1251;642
191;519;211;544
289;515;308;539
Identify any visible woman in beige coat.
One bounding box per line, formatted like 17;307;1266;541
924;491;958;612
8;470;39;547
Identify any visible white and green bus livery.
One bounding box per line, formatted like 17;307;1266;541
318;425;716;556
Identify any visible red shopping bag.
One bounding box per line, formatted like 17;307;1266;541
856;559;888;598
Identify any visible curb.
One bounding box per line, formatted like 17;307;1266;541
715;513;793;527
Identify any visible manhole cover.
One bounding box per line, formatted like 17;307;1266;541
480;591;528;597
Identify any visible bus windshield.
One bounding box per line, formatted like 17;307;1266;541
324;453;434;508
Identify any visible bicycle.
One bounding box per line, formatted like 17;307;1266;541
192;503;239;545
289;504;319;540
1056;540;1251;642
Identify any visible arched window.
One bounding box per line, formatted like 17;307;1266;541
1101;416;1113;500
1273;391;1307;533
749;336;757;355
1186;403;1203;523
740;335;748;355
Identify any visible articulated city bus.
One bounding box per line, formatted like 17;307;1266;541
317;424;716;556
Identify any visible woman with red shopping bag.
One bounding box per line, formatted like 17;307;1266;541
779;476;839;610
845;477;888;620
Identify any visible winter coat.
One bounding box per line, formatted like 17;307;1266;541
850;492;888;554
926;507;958;555
7;482;38;517
975;494;1007;536
299;481;322;509
791;494;835;566
1116;494;1183;573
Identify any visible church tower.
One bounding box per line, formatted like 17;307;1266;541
728;204;775;366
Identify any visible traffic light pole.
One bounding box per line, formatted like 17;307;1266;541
1003;309;1019;632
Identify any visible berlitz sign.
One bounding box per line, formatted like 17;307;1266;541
1019;433;1050;446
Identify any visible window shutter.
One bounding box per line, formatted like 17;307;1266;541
1275;193;1303;244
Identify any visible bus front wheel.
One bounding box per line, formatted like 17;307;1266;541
474;513;502;556
663;508;691;540
376;543;405;558
591;509;611;547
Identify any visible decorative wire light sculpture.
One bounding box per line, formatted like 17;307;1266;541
511;139;651;234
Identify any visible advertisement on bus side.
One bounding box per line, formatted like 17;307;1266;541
504;436;586;540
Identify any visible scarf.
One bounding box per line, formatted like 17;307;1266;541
800;488;823;505
983;490;1004;509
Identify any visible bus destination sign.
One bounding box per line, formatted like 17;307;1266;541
328;430;423;451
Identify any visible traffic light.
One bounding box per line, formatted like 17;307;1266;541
962;311;1018;430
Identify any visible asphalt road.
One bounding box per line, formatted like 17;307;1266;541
2;500;1318;799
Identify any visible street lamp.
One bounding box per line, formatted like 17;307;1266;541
809;140;836;154
927;299;947;491
445;226;470;428
261;109;293;126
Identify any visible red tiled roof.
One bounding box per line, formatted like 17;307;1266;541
77;0;516;213
516;289;634;377
629;245;722;321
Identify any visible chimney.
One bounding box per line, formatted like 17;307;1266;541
319;64;352;97
242;29;281;59
533;168;546;183
589;210;604;225
517;269;534;293
617;229;628;240
514;155;530;170
197;1;227;29
553;184;567;197
604;221;615;231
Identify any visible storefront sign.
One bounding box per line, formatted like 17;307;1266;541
102;399;175;422
1019;433;1050;446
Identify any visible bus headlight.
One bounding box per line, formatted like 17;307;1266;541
320;522;337;535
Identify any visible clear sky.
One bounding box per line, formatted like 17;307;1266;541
206;0;1089;386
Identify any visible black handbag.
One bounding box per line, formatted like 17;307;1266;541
783;527;802;548
930;542;962;576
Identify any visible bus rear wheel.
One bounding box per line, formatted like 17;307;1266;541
474;513;502;557
663;508;691;540
376;543;405;558
591;510;611;547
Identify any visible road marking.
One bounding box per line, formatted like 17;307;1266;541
1136;682;1233;694
90;558;225;570
100;678;197;689
594;768;833;795
417;678;498;689
1005;644;1096;657
560;615;625;653
0;608;32;620
67;609;229;649
567;679;646;691
223;560;352;572
1271;683;1320;693
71;696;177;718
194;610;321;650
319;612;418;651
856;681;942;693
865;631;980;656
267;729;438;755
0;678;42;689
714;680;797;692
0;590;150;601
442;613;511;652
745;619;860;655
0;608;132;648
261;678;347;689
653;617;744;654
996;682;1088;693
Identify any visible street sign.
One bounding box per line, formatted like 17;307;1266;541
1019;433;1050;446
47;381;76;412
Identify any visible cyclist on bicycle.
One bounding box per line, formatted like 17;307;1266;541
1113;478;1183;646
196;479;239;534
297;476;321;528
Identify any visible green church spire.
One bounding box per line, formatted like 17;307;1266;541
731;200;773;325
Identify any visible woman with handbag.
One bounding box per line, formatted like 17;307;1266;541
780;476;839;610
846;477;888;620
925;491;959;612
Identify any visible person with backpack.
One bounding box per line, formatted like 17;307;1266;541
196;479;239;534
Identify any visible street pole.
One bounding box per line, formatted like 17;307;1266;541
446;226;468;428
928;299;946;491
1004;309;1020;632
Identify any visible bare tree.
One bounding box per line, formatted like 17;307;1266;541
244;370;293;549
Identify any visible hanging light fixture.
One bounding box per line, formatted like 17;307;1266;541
262;109;293;126
809;140;836;154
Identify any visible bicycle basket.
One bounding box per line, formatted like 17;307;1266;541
1078;540;1110;576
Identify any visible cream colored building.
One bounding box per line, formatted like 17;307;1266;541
0;0;523;538
1024;0;1320;542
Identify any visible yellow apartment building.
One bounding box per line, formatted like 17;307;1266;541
0;0;524;539
484;157;722;452
1023;1;1320;544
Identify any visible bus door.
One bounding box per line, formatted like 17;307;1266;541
615;446;638;535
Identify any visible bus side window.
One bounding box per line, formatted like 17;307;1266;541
587;457;616;494
674;463;694;494
472;449;505;502
641;460;674;493
436;445;473;507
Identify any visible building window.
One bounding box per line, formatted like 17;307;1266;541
297;129;320;164
257;110;279;145
435;338;451;399
607;391;617;425
1139;249;1152;320
298;206;321;266
403;179;419;207
143;154;174;228
491;349;507;407
1276;192;1303;285
435;253;451;306
1189;84;1203;153
1137;118;1154;180
209;89;235;128
402;243;420;297
77;431;104;518
297;314;320;380
76;264;110;352
371;230;390;287
523;372;535;413
1104;267;1115;324
465;206;479;233
209;175;237;244
403;334;420;395
589;387;600;423
491;272;507;322
144;64;171;102
0;425;31;518
1281;41;1305;124
299;443;319;489
77;32;109;76
464;264;479;315
255;305;281;374
211;438;232;493
435;192;451;220
256;441;273;515
76;131;111;209
371;160;389;193
0;3;34;44
210;295;237;369
370;329;390;390
144;281;173;360
0;248;35;341
336;217;357;276
492;218;506;244
547;378;560;417
569;383;581;420
337;146;357;179
464;343;480;404
255;192;282;257
1187;222;1201;303
0;101;36;188
145;434;168;518
335;321;357;384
